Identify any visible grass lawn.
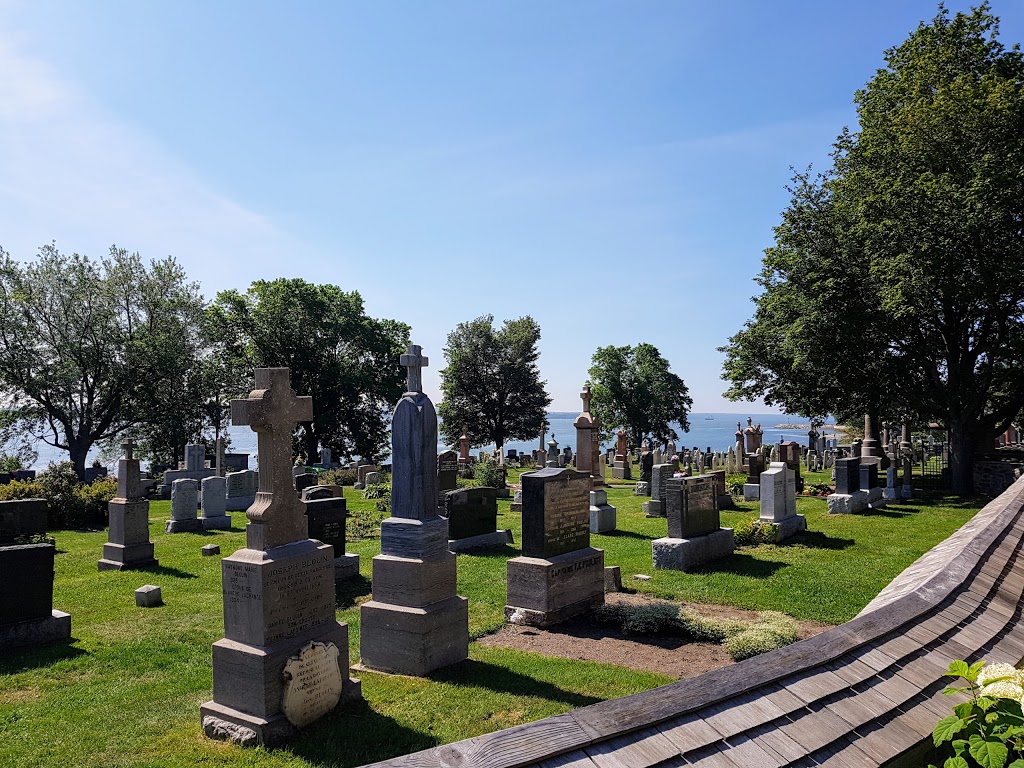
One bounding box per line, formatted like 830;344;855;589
0;468;983;767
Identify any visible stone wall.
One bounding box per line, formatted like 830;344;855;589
974;459;1023;498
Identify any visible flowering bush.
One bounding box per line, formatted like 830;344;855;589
930;659;1024;768
733;516;778;546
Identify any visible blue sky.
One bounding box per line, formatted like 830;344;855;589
1;1;1021;411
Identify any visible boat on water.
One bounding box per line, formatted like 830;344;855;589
704;415;714;420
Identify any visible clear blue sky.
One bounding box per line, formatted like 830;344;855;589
1;1;1021;411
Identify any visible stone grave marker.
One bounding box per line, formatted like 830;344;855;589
642;464;672;517
226;470;258;512
201;367;360;748
444;487;511;552
304;495;359;580
505;467;604;627
612;429;632;480
743;454;765;501
437;450;459;513
166;478;201;533
759;462;807;541
360;346;469;676
99;439;159;570
293;473;318;496
200;476;231;530
280;641;344;728
0;498;71;651
157;443;216;498
654;475;734;571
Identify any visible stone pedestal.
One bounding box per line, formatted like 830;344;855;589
0;542;71;651
742;483;760;501
201;540;360;747
653;529;735;571
505;548;604;627
827;492;869;514
589;489;616;534
99;499;157;570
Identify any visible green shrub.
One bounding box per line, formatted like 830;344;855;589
593;602;680;634
724;612;800;661
473;459;506;489
675;609;748;642
362;482;391;512
320;468;357;486
0;479;47;501
0;463;117;529
348;508;387;540
726;477;746;496
733;516;778;546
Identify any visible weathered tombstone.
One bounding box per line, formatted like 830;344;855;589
305;495;360;580
99;439;159;571
573;385;603;488
612;429;632;480
201;367;360;747
360;346;469;676
744;418;763;455
654;475;734;571
354;464;376;490
0;498;71;651
638;450;654;485
166;479;201;533
156;443;217;498
711;468;732;509
444;487;511;552
223;453;250;472
200;476;231;530
226;470;259;512
294;473;318;496
860;462;884;507
883;466;899;501
216;437;227;478
759;462;807;541
511;487;523;513
546;436;559;468
437;450;459;513
589;480;617;534
779;440;804;492
642;464;672;517
458;425;471;467
364;471;383;486
301;486;336;501
743;454;764;501
506;468;604;627
901;457;914;500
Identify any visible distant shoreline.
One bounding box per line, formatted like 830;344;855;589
772;423;849;432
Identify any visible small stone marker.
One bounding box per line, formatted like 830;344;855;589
294;473;318;496
505;467;604;627
201;367;360;748
0;499;72;650
759;462;807;541
654;475;734;571
604;566;622;593
743;454;765;501
135;584;162;608
360;345;469;676
166;478;201;533
437;450;459;513
200;476;231;530
281;641;344;728
589;488;617;534
201;544;221;557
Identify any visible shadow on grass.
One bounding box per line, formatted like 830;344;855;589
856;506;915;518
291;698;438;768
595;529;651;541
779;531;855;550
428;658;603;708
0;639;88;674
463;545;520;560
335;575;372;609
148;564;199;580
691;552;788;578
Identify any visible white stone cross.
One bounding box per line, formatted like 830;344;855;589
400;344;428;393
580;384;592;414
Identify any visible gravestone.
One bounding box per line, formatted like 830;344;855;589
458;426;471;467
743;454;764;501
0;498;71;651
654;475;734;571
200;476;231;530
444;487;512;552
638;451;654;485
589;482;617;534
360;346;469;676
546;436;559;468
511;488;522;513
711;468;733;509
612;429;632;480
201;367;360;748
779;440;804;492
157;443;216;498
99;439;159;570
506;468;604;627
744;417;763;455
573;385;603;487
226;470;259;512
883;466;899;501
354;464;376;491
304;495;359;580
294;473;318;496
437;450;459;514
642;464;672;517
759;462;806;541
860;462;885;507
166;479;201;533
364;471;383;486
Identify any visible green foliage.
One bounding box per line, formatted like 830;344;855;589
804;482;833;497
588;343;692;449
719;4;1024;495
674;609;748;642
929;659;1024;768
473;459;506;490
319;467;357;486
726;476;746;496
723;612;800;661
437;315;550;456
592;602;682;634
207;278;410;464
362;482;392;513
733;516;778;546
347;507;387;540
0;463;116;528
0;244;204;478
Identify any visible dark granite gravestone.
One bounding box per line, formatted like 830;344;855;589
666;476;719;539
506;468;604;627
639;451;654;483
521;468;591;558
437;450;459;512
745;454;765;485
201;368;360;748
294;473;318;496
860;462;878;491
304;495;359;580
445;487;498;540
0;498;71;651
835;458;860;495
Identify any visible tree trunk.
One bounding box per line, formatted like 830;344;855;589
303;426;318;467
68;438;90;480
948;418;979;496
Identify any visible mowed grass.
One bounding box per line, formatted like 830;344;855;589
0;469;983;767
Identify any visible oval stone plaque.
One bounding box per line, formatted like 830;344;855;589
281;641;343;728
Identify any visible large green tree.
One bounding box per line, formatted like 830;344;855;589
437;315;550;458
207;279;410;463
0;244;204;478
588;343;692;450
720;4;1024;494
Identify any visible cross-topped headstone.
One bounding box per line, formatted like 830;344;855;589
121;438;137;462
580;384;592;414
400;344;428;394
231;367;313;549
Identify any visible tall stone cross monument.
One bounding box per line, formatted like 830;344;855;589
98;437;158;571
575;384;616;533
202;367;360;748
360;345;469;676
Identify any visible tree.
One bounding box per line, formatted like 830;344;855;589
720;4;1024;494
588;344;692;450
437;315;550;458
206;279;410;463
0;244;204;478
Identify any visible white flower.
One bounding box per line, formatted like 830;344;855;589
981;681;1024;700
977;662;1020;688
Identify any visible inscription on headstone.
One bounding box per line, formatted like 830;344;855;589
280;641;344;728
521;468;590;558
